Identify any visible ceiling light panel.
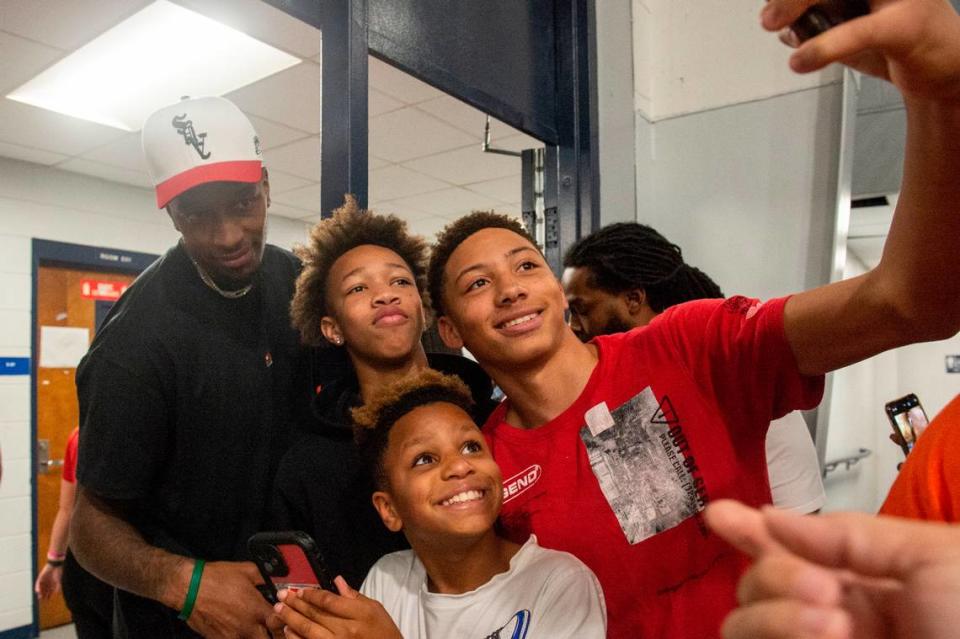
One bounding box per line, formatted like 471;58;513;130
7;0;300;131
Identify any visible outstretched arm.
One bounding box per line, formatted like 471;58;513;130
71;486;273;639
768;0;960;375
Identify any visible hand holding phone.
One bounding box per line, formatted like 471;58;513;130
248;531;336;603
885;393;929;457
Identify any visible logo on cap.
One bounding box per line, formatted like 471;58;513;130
171;114;211;160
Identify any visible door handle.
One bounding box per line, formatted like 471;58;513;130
36;439;64;475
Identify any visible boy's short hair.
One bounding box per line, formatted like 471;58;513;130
427;211;539;318
290;195;431;346
352;369;475;490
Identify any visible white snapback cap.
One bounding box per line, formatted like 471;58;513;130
142;96;262;208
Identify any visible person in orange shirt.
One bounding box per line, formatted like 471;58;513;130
879;394;960;522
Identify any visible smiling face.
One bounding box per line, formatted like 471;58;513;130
372;402;502;546
436;227;570;370
321;244;426;365
167;173;269;286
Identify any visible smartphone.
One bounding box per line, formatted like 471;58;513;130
788;0;871;42
248;531;336;603
885;393;930;456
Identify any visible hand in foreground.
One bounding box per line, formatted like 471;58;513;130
705;499;960;639
761;0;960;101
186;560;273;639
34;563;64;600
275;576;402;639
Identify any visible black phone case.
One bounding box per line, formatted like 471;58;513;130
248;530;337;601
791;0;871;42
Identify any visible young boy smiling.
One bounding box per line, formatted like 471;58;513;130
273;369;606;639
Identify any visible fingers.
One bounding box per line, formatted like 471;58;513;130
722;599;852;639
275;593;334;639
762;508;959;580
737;553;842;607
788;13;883;72
761;0;823;32
704;500;784;558
333;575;359;600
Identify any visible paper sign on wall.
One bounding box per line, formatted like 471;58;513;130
39;326;90;368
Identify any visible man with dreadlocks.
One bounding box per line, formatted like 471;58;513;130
562;222;825;515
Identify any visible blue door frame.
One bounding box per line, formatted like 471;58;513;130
264;0;599;273
28;240;158;637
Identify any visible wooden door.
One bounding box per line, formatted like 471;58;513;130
36;266;136;629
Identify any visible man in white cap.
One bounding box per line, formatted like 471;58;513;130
71;96;312;638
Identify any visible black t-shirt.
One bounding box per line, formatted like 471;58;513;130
76;242;311;636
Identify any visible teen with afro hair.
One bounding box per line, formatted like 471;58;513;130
271;196;497;588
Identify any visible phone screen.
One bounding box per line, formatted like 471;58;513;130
885;394;929;455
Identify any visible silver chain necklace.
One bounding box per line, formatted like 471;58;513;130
191;258;253;299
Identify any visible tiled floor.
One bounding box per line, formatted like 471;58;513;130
41;624;77;639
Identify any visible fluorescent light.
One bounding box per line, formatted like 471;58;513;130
7;0;301;131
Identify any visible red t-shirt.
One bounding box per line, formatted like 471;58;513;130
63;428;79;484
485;297;823;639
879;394;960;522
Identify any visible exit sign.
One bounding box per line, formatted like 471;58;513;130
80;280;128;301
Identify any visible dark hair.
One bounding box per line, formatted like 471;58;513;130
562;222;723;312
290;195;431;346
428;211;539;317
351;369;475;490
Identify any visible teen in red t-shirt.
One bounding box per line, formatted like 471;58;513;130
484;296;820;637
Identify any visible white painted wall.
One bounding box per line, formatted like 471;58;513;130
824;260;960;512
0;156;308;633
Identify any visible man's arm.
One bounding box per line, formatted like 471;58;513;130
71;486;274;639
769;0;960;375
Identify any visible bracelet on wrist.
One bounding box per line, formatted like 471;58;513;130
177;559;205;622
46;558;65;568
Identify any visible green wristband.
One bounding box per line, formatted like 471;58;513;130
177;559;205;622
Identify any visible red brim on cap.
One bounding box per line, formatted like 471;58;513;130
155;160;263;208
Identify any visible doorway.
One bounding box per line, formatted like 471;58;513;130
32;240;157;633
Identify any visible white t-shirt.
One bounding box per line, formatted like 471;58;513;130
361;536;606;639
766;412;825;513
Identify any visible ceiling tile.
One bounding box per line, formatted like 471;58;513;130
369;88;404;117
368;57;442;104
268;201;315;220
228;62;321;133
79;133;144;169
263;137;321;180
0;32;65;95
404;145;520;186
369;108;475;163
0;141;69;166
464;174;522;204
57;158;154;188
369;165;448;203
272;183;322;211
406;215;455;242
1;0;151;50
387;187;503;219
172;0;322;59
267;169;313;194
369;155;391;170
0;98;128;156
246;115;311;150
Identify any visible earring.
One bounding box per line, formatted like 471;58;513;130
334;337;343;345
